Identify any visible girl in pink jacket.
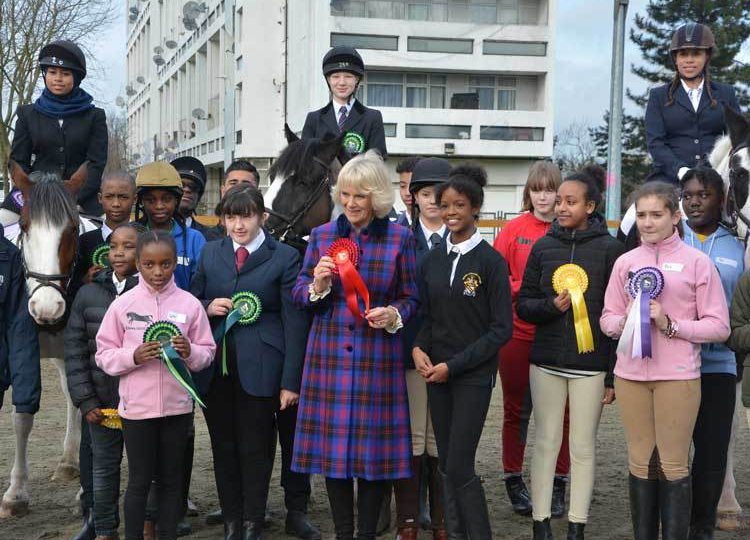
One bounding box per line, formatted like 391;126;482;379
96;230;215;540
600;182;730;540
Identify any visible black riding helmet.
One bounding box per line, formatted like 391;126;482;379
322;46;365;78
39;40;87;81
170;156;207;197
670;23;716;70
409;157;451;195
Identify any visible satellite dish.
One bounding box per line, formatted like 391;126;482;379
183;1;208;19
115;96;126;107
165;39;178;49
125;85;136;96
191;108;207;120
153;46;164;55
136;75;146;84
128;13;138;22
182;16;198;31
153;54;165;66
129;6;139;15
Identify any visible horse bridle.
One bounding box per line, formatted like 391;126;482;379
18;227;77;305
725;140;750;244
265;155;335;244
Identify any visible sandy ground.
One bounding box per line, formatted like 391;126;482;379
1;361;749;539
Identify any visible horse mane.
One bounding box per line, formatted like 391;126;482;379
26;171;79;228
268;138;324;182
709;134;732;170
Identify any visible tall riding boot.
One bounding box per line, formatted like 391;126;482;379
438;469;466;540
532;518;554;540
689;471;725;540
629;474;659;540
659;476;691;540
393;455;422;539
326;478;355;540
426;457;445;540
454;476;492;540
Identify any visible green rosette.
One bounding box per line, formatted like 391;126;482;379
143;321;206;408
212;291;262;376
342;132;366;154
91;244;111;267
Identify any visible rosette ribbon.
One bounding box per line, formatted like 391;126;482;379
91;244;111;267
144;321;206;408
327;239;370;320
552;264;594;354
616;267;664;359
211;291;262;376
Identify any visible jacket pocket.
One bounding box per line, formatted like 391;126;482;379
259;327;285;354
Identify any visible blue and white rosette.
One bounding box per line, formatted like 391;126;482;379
616;267;665;359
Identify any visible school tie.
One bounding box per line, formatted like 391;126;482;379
448;248;459;262
236;246;249;272
338;106;348;132
430;233;443;250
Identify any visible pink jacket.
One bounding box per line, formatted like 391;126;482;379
95;278;215;420
600;230;730;381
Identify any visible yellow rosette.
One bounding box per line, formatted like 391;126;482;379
552;264;595;354
100;408;122;430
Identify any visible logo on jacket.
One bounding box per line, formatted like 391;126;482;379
462;273;482;297
517;236;533;245
342;132;365;154
127;312;153;325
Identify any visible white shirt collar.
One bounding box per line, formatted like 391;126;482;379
333;97;355;115
232;229;266;256
101;222;113;241
185;216;193;228
112;272;128;295
681;78;704;111
445;229;483;256
419;219;446;247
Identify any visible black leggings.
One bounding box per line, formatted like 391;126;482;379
326;477;385;540
122;413;192;540
692;373;736;477
427;381;493;487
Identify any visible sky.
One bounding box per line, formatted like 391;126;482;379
88;1;749;136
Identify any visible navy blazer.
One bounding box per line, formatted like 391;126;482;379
645;80;740;183
190;233;309;397
302;99;388;158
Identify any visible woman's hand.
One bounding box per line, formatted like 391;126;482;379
649;300;668;332
134;342;162;365
425;363;450;384
280;389;300;411
602;388;616;405
171;336;191;359
85;408;104;424
412;347;433;378
84;265;104;284
554;289;571;312
366;306;397;330
207;298;233;317
312;256;335;294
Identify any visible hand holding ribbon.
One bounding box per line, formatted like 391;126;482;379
552;264;595;354
327;239;370;320
616;267;664;359
211;292;262;376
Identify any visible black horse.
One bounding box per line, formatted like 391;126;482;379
265;125;345;254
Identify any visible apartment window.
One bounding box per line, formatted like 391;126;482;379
361;72;447;108
480;126;544;141
483;40;546;56
365;72;403;107
331;1;542;24
406;124;471;139
331;33;398;51
497;76;517;110
408;37;473;54
384;123;397;137
468;75;495;110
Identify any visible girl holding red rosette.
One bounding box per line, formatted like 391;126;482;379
601;182;730;539
516;165;624;540
412;165;513;540
291;151;418;540
493;160;571;518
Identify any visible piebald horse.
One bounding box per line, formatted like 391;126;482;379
0;162;97;518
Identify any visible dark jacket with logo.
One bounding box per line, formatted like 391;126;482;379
8;104;108;214
0;224;41;414
302;99;387;158
645;81;739;184
64;270;138;415
190;234;309;396
516;214;625;386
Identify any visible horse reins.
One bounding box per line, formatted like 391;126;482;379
725;140;750;245
18;227;78;306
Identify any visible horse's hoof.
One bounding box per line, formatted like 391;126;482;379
51;463;79;482
0;498;29;518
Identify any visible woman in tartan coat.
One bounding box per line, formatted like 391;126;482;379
292;151;419;540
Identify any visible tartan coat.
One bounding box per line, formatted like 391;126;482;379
291;214;419;480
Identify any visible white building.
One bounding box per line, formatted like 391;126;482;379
126;0;555;216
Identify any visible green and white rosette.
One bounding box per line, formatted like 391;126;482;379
91;244;111;267
143;321;206;408
212;291;262;376
342;132;366;155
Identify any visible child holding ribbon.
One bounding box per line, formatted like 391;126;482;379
190;184;316;540
600;181;730;539
95;230;215;540
516;165;624;540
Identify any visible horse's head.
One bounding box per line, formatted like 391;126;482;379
717;106;750;241
9;161;86;325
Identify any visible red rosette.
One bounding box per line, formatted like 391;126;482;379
326;238;369;320
326;238;359;275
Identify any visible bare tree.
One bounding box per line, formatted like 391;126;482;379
103;107;129;175
0;0;116;194
553;122;598;175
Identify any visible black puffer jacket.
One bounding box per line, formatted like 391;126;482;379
64;270;138;415
516;213;625;386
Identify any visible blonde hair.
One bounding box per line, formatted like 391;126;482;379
334;150;395;219
521;161;562;211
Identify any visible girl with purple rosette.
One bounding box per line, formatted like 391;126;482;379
601;182;730;540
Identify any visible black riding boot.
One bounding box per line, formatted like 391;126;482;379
689;471;724;540
629;474;659;540
438;469;466;540
660;477;691;540
454;476;491;540
566;522;585;540
72;503;96;540
532;518;554;540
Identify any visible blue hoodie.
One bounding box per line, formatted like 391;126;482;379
683;222;744;375
171;220;206;291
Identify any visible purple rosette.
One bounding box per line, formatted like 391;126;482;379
627;267;664;359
